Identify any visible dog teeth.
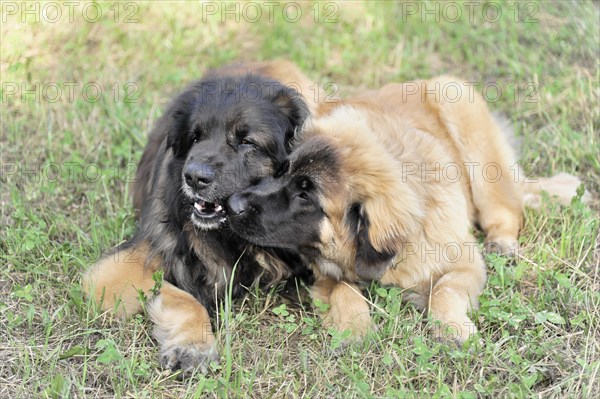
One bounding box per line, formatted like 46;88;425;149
194;201;224;214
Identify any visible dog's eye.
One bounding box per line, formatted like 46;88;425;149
192;128;203;144
299;178;312;190
296;178;313;202
239;139;257;150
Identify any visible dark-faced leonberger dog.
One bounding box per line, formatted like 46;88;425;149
227;76;586;343
82;60;322;374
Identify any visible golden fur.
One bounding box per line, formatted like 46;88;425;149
82;242;159;318
301;77;585;343
82;241;218;372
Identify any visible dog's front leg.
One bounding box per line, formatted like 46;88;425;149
310;276;373;340
427;251;487;345
82;241;158;317
147;283;219;376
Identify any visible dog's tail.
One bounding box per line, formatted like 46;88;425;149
522;172;590;209
491;112;590;209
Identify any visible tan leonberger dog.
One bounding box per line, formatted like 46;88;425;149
227;76;585;343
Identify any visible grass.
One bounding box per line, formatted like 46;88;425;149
1;1;598;397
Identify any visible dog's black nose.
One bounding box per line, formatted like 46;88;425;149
184;162;214;189
227;193;248;216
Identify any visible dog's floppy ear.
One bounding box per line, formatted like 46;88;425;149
268;85;310;153
346;203;396;280
166;90;198;158
344;136;425;278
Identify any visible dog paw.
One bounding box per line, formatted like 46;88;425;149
159;343;219;377
484;238;519;257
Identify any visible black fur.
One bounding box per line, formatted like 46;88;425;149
130;72;312;315
347;203;396;280
226;139;340;254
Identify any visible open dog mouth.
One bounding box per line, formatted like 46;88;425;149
182;181;228;229
193;198;226;219
190;198;227;230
